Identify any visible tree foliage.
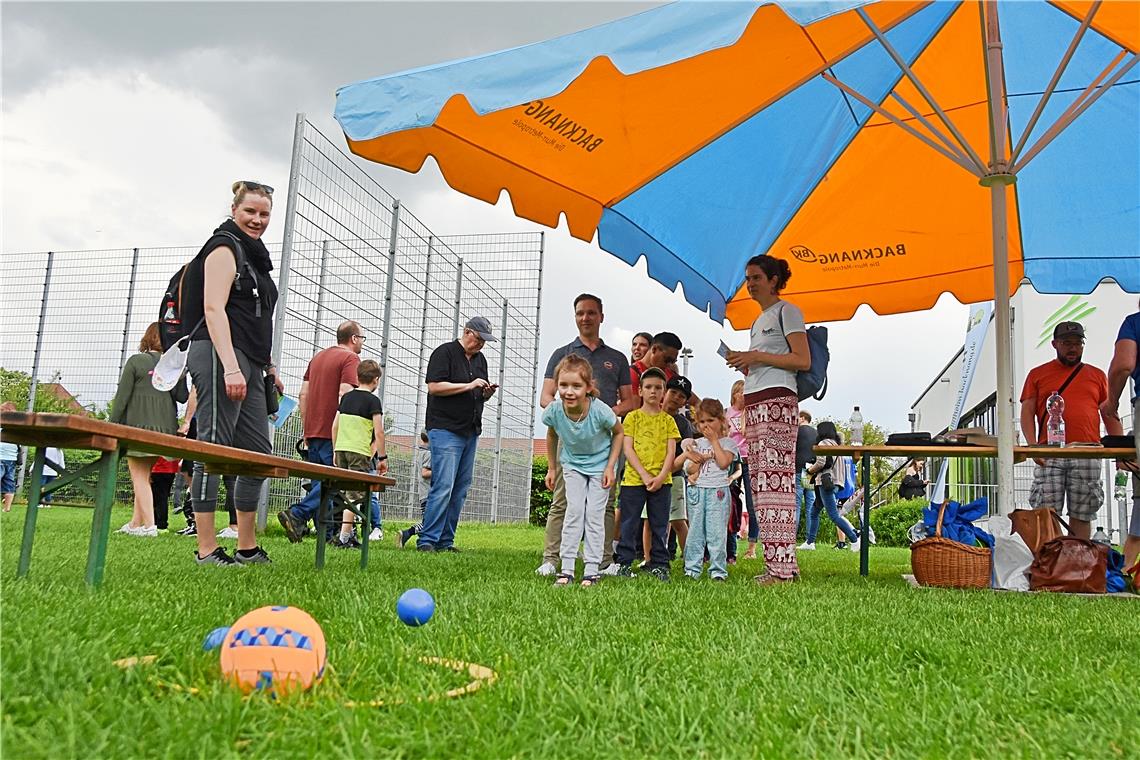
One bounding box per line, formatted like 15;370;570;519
0;368;96;416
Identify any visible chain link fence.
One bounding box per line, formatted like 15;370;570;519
0;116;543;524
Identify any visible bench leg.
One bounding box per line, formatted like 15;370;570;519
85;449;121;587
16;448;47;578
314;482;331;570
860;455;871;578
360;492;370;571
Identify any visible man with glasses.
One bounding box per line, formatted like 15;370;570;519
279;320;367;542
1020;321;1122;540
416;317;498;552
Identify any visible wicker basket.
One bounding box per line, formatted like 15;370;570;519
911;501;992;589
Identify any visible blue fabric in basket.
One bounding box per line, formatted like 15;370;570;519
922;498;994;549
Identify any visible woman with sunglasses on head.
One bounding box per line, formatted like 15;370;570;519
179;180;283;566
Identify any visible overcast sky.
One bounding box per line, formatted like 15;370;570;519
2;1;972;433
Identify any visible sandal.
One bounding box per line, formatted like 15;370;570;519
554;574;574;586
753;573;793;587
580;575;600;587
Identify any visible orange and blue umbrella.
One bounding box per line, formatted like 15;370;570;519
335;0;1137;326
335;0;1138;516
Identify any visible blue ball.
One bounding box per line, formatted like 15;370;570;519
202;626;231;651
396;588;435;627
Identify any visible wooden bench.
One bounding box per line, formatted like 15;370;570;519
0;412;395;585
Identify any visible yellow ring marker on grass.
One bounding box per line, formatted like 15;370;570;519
113;654;497;705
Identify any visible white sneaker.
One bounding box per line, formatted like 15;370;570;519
868;527;877;545
849;537;861;553
130;525;158;537
535;561;556;576
368;527;383;542
600;564;620;576
637;560;649;569
797;542;816;551
118;523;134;534
217;527;239;539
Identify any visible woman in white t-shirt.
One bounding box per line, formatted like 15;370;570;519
725;256;811;585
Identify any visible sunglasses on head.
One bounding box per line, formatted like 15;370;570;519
238;181;274;195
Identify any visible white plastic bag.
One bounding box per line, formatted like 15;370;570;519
990;515;1033;591
151;338;190;392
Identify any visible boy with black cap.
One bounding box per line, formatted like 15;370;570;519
662;375;695;558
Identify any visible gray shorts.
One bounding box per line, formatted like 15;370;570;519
187;340;271;514
1028;459;1103;523
669;478;687;522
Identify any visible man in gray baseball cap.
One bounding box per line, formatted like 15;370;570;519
464;316;498;342
417;316;498;552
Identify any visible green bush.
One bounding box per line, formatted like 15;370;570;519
531;456;552;526
869;498;927;547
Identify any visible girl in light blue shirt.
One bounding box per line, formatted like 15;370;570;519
542;355;624;586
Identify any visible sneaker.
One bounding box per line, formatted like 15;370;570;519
217;526;239;539
646;566;670;583
637;560;649;569
277;510;304;544
599;564;620;576
615;564;636;578
797;541;816;551
130;525;159;537
727;557;737;566
176;525;197;536
118;522;134;534
368;527;383;542
833;541;847;550
849;537;861;553
535;561;556;577
333;534;362;550
398;528;413;548
416;543;436;553
442;546;461;553
196;547;240;566
712;576;728;583
868;527;877;545
235;546;272;564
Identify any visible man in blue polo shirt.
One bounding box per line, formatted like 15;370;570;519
536;294;637;576
1102;300;1140;568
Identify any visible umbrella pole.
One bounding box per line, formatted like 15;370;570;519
983;0;1017;516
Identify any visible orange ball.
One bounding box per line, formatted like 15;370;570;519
219;606;327;696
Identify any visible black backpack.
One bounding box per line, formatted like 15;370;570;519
159;231;255;351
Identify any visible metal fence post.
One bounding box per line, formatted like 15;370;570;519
490;299;508;523
17;251;54;491
312;239;331;352
452;258;463;336
529;232;546;458
412;238;434;494
260;112;306;530
119;247;140;372
378;200;400;403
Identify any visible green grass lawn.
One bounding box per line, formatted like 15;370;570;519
2;506;1136;759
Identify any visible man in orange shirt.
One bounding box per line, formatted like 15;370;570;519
1019;321;1122;539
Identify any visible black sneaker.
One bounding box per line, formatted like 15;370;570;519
646;566;670;583
616;563;636;578
195;547;240;566
333;535;362;550
176;524;197;536
277;510;304;544
235;546;272;564
442;546;460;553
834;541;847;550
416;543;436;553
398;528;412;548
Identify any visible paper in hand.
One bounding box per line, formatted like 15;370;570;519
717;340;731;359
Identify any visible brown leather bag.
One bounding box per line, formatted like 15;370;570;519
1009;508;1064;555
1029;536;1108;593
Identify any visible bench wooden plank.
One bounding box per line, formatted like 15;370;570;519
5;413;394;489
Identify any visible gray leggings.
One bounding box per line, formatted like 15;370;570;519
187;340;271;513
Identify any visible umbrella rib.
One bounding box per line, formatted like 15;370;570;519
1008;0;1102;165
856;6;988;173
886;90;975;167
821;72;984;177
1011;51;1139;174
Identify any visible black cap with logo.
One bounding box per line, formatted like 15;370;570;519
1053;321;1085;340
